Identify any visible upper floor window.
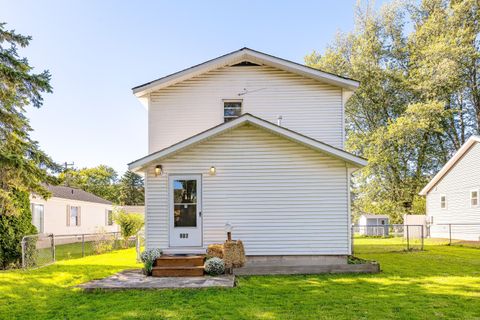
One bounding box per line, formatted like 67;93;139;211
471;190;479;207
224;101;242;122
440;195;447;209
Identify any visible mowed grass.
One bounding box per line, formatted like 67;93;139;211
0;239;479;320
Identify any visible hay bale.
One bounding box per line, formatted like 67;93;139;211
223;240;246;268
207;243;224;259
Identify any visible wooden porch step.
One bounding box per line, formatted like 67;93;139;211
152;266;204;277
155;255;205;267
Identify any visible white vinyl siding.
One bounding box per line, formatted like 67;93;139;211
145;124;349;255
148;65;343;152
426;142;480;241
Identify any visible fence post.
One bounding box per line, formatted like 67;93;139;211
51;234;56;262
449;224;452;245
136;234;141;262
21;237;26;268
350;226;354;255
406;225;410;251
421;225;424;251
82;234;85;257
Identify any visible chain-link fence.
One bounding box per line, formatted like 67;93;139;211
21;232;141;269
352;224;425;253
428;223;480;246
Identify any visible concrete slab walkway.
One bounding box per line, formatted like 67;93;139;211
77;269;235;291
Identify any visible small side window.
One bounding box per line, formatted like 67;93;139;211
224;101;242;122
440;195;447;209
471;190;479;207
107;210;114;226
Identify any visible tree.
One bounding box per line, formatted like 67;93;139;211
0;190;37;268
114;210;144;247
59;165;119;203
118;171;144;205
0;23;59;267
0;22;59;215
305;0;479;221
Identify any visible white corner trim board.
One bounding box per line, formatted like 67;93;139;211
128;113;367;172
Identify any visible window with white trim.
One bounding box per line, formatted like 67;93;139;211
106;210;114;226
471;190;479;207
69;206;80;226
440;195;447;209
224;101;242;122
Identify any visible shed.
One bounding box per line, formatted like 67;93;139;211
358;214;389;236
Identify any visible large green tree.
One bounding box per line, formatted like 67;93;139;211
306;0;479;221
0;23;59;215
59;165;120;203
0;23;59;267
118;171;144;206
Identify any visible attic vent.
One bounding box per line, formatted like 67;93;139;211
231;61;260;67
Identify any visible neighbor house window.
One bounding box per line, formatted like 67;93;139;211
440;195;447;209
31;204;44;233
106;210;114;226
67;205;81;226
471;190;479;207
224;101;242;122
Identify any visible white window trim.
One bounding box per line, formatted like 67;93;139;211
31;203;45;234
106;209;114;226
223;99;243;122
440;194;447;209
470;189;479;208
69;205;81;227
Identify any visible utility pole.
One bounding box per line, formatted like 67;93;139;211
63;162;75;186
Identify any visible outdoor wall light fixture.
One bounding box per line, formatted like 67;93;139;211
209;166;216;175
154;165;162;176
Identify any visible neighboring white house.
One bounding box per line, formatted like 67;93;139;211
120;205;145;215
30;185;118;235
419;136;480;241
128;48;367;264
357;214;389;236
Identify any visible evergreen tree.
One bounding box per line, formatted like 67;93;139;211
0;22;59;215
118;171;144;205
0;190;36;268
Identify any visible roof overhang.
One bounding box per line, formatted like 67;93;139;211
419;135;480;196
132;48;359;98
128;114;367;172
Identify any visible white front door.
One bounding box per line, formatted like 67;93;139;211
169;175;202;247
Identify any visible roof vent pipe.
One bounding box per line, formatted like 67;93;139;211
277;115;283;126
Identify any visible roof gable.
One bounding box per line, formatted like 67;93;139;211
419;135;480;195
128;114;367;172
132;48;359;97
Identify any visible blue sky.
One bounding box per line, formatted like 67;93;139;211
2;0;387;175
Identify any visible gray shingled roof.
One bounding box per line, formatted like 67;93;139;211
45;185;112;205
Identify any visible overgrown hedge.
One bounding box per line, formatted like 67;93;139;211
0;190;37;269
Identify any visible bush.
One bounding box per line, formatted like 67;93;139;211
92;227;114;254
114;210;144;247
0;190;37;269
204;257;225;276
140;248;162;275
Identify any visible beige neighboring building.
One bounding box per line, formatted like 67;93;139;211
119;205;145;215
30;185;118;235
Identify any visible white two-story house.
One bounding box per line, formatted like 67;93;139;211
420;136;480;241
128;48;367;265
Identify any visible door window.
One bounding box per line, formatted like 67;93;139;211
173;180;197;227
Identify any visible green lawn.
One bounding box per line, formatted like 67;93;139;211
1;238;479;320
